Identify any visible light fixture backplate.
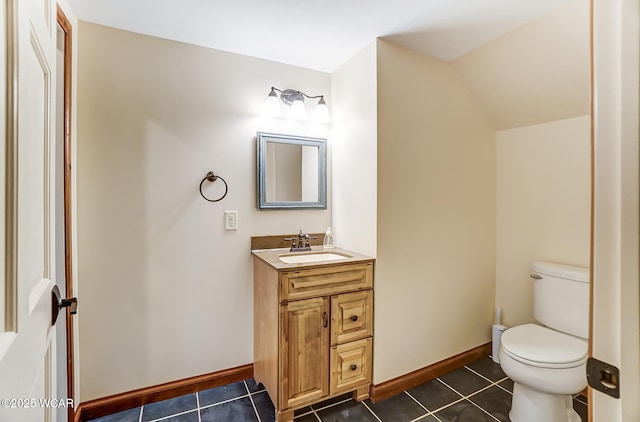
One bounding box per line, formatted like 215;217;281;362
280;89;305;105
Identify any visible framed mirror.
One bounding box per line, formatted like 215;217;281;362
257;132;327;209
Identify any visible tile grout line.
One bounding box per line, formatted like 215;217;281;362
403;390;434;416
294;409;315;418
457;381;502;422
196;390;202;422
417;377;468;415
199;393;252;410
401;386;446;422
360;399;383;422
295;406;322;422
495;381;513;395
435;377;501;421
462;381;503;422
420;396;467;416
406;411;432;422
244;380;262;422
470;379;512;422
462;382;503;422
431;413;443;422
469;380;508;398
434;378;467;401
439;372;501;400
471;401;502;422
309;396;353;413
148;408;200;422
574;394;588;406
311;409;322;421
413;412;443;422
464;365;505;385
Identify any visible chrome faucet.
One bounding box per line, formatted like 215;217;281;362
284;230;316;252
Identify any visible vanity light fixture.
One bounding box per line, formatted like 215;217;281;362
264;86;331;122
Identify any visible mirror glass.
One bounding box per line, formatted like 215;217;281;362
257;132;327;209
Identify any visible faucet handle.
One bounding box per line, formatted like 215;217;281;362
304;234;317;248
284;236;297;250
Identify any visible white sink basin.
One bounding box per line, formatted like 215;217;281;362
279;252;351;264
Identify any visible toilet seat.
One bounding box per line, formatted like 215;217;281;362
501;324;587;369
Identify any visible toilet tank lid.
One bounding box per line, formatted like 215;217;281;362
531;261;590;283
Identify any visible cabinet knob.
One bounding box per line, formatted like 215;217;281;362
351;315;358;322
350;364;357;371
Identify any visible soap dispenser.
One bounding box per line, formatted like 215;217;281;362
323;227;334;248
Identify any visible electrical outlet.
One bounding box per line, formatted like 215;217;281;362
224;211;238;231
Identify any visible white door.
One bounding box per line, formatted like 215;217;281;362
591;0;640;420
0;0;63;421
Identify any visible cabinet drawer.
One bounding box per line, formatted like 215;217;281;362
331;290;373;345
330;338;372;395
281;262;373;302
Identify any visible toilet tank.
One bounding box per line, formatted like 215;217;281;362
532;261;590;339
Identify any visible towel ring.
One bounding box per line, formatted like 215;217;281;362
199;171;228;202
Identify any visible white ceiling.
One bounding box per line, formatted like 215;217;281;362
66;0;568;73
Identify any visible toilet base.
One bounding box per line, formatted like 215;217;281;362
510;382;581;422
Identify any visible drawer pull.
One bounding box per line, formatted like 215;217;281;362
323;312;329;328
351;315;358;322
350;364;357;371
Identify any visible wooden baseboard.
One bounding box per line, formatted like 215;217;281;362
369;342;491;403
75;363;253;422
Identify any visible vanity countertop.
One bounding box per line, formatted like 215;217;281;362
251;246;374;271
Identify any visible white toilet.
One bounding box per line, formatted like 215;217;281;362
499;261;589;422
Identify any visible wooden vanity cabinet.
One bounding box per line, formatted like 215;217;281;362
253;257;374;422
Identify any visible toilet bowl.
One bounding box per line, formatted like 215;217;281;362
500;324;587;422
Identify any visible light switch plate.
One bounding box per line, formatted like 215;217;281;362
224;211;238;231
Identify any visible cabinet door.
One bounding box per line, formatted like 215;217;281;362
280;297;330;409
331;290;373;345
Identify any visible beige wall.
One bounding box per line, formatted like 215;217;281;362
452;0;590;130
495;116;591;327
331;42;378;257
374;40;496;383
76;22;331;401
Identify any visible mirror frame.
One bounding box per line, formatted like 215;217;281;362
257;132;327;210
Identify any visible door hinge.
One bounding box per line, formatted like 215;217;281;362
587;357;620;398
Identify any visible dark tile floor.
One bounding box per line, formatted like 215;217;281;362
88;356;588;422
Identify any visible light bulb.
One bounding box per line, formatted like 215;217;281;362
288;98;307;119
263;88;282;117
313;97;331;122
